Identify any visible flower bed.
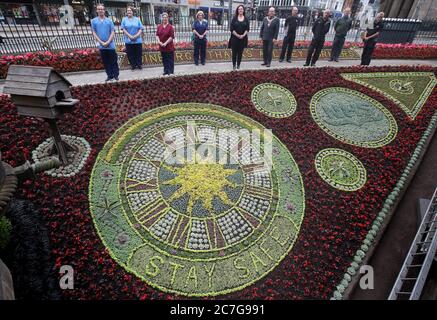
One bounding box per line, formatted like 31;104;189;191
1;42;436;80
0;48;103;79
373;43;437;60
0;66;436;299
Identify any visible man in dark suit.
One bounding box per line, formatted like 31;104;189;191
304;9;331;67
260;7;280;67
280;6;299;63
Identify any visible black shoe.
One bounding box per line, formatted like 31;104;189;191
328;58;334;62
195;63;199;66
236;65;240;70
261;63;267;66
233;65;236;70
334;59;339;62
310;63;315;67
201;62;205;65
286;59;291;63
131;66;136;70
279;59;284;62
303;63;309;67
266;64;270;67
105;77;112;82
137;66;143;70
114;76;119;81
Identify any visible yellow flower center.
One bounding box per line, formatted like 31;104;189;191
163;160;239;215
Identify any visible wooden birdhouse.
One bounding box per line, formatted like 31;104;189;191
3;65;78;119
3;65;79;164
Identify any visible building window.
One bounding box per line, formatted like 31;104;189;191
39;3;61;24
0;3;37;24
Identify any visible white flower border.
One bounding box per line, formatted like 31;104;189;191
32;135;91;178
331;110;437;300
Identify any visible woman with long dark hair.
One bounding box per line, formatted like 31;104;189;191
228;5;250;70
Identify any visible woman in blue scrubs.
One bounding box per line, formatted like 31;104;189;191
121;7;144;70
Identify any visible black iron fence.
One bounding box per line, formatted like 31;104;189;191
413;19;437;45
0;14;436;54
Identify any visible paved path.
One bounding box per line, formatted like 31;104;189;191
1;58;436;91
15;58;437;89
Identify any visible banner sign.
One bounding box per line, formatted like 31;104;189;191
119;48;360;67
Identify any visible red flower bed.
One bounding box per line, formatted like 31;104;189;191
0;48;103;79
1;65;436;299
372;43;437;59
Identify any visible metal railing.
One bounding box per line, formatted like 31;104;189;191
1;14;436;54
413;19;437;45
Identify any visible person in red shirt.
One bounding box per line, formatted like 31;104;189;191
156;13;175;75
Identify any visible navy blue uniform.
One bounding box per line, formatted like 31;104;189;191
305;17;331;66
361;20;384;65
280;15;299;62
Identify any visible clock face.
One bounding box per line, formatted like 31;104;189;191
89;103;305;296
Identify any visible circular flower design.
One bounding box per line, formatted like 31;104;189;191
32;135;91;177
251;83;297;118
89;103;305;296
315;148;367;192
310;87;398;148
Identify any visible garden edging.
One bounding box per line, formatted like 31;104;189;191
334;109;437;300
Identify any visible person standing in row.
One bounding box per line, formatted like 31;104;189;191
329;7;352;62
260;7;279;68
304;9;331;67
121;6;144;70
279;6;299;63
156;12;175;75
91;4;119;82
229;5;250;70
361;12;384;66
192;11;208;66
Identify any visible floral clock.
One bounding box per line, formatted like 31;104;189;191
89;103;305;296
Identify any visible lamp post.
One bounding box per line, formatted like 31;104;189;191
228;0;232;25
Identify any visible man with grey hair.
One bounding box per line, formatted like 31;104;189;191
279;6;299;63
260;7;280;67
329;7;352;62
304;9;331;67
